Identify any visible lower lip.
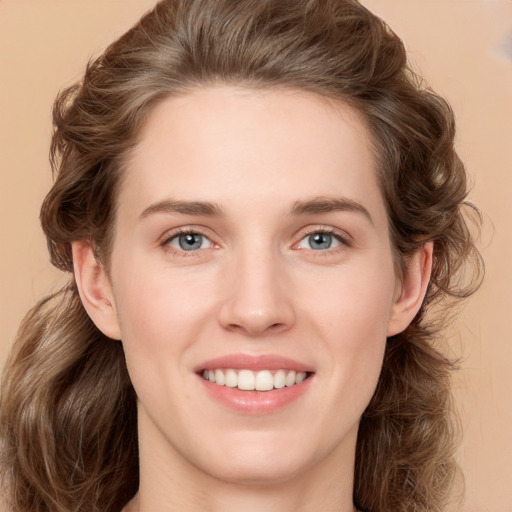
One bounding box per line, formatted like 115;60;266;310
198;375;313;414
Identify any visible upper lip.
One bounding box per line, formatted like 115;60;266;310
194;353;314;373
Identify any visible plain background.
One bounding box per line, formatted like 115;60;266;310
0;1;510;510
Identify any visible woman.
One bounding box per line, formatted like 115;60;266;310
0;1;482;511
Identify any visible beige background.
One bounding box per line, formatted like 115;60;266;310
1;1;511;510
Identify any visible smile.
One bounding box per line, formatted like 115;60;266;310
201;369;309;391
195;354;315;413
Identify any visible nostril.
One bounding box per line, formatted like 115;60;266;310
218;296;296;336
266;322;289;334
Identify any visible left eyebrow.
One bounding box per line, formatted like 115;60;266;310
138;199;225;220
289;196;373;225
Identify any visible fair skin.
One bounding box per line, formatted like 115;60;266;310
72;86;432;512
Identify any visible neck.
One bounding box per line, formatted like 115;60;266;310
125;477;357;512
124;408;357;512
125;421;359;512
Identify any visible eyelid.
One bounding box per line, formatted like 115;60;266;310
157;224;352;254
293;225;353;250
159;226;219;252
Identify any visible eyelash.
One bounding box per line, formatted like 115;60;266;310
160;228;216;255
296;226;351;253
160;226;351;256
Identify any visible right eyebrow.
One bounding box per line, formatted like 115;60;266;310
138;199;225;220
288;196;373;225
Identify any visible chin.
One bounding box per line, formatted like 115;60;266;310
203;455;308;487
189;429;331;487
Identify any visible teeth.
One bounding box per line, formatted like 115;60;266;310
274;369;286;389
225;369;237;388
215;369;225;386
255;370;273;391
202;368;309;391
285;370;296;387
296;371;307;384
238;370;255;390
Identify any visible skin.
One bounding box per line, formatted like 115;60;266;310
73;86;432;512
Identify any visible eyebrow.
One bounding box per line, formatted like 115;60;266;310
139;199;225;220
138;196;373;224
289;196;373;224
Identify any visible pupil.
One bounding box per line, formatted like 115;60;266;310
310;233;331;250
179;233;202;250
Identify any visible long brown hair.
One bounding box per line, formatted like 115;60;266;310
0;1;483;511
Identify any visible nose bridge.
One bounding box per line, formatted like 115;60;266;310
218;234;295;335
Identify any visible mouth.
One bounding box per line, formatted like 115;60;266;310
195;354;315;413
200;368;311;391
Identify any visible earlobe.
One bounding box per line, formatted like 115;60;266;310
386;242;433;337
72;240;122;340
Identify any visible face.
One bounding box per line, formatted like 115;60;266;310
85;86;411;487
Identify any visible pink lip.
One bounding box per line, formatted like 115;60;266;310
194;353;314;373
194;353;315;415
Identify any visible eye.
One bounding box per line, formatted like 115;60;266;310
297;231;343;251
167;232;213;251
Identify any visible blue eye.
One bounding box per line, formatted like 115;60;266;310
168;232;211;251
298;232;342;250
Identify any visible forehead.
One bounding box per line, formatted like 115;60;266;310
119;85;385;226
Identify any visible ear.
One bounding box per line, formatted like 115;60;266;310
72;240;121;340
386;242;433;337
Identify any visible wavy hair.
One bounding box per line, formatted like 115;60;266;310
0;1;483;511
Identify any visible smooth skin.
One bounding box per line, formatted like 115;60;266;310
72;86;432;512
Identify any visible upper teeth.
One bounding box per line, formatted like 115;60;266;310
202;369;308;391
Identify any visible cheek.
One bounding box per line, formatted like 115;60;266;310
306;258;397;336
114;280;206;353
304;259;395;389
109;262;226;406
110;271;209;418
110;265;185;363
112;244;212;327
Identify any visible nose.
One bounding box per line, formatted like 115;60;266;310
217;248;296;336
